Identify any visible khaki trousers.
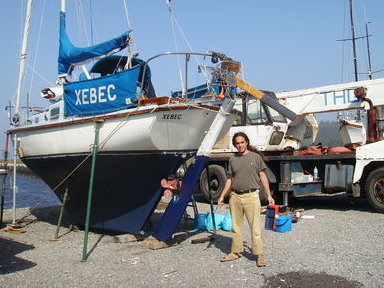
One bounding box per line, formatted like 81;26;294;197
229;191;264;255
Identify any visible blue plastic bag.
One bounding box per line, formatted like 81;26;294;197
205;213;224;230
194;214;208;231
221;213;232;231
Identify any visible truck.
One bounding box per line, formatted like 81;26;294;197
198;77;384;213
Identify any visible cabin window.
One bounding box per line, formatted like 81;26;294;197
268;107;287;123
50;107;60;120
233;98;245;125
34;117;39;124
247;99;268;124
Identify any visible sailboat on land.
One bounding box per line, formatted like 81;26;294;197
7;1;239;233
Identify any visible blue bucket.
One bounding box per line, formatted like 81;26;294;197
275;216;292;233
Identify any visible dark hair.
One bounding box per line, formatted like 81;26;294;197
232;132;258;152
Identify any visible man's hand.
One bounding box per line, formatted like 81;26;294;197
217;196;224;207
267;195;275;206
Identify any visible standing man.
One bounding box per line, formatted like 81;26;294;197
218;132;274;267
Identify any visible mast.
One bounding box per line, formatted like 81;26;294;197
61;0;66;13
13;0;33;126
10;0;33;226
349;0;358;82
365;22;373;80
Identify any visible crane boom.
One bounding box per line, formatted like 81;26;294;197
275;78;384;115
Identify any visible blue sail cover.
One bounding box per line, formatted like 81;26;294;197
58;11;129;75
64;65;141;116
171;83;220;99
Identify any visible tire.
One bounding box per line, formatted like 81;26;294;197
365;167;384;213
199;164;227;202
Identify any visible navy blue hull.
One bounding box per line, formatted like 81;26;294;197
22;152;190;234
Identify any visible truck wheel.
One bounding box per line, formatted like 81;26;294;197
199;164;227;202
365;167;384;213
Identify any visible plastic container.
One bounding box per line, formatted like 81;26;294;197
275;215;292;233
264;205;280;230
313;166;319;180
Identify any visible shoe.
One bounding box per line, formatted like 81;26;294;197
256;254;267;267
220;253;240;262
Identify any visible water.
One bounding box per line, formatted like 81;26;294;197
1;174;61;209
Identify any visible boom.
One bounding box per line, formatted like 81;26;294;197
275;78;384;115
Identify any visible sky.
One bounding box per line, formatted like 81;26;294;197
1;0;384;154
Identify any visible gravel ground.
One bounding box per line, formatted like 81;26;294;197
0;194;383;288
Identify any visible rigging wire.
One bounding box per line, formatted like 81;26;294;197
88;0;94;46
27;64;54;86
165;1;210;90
168;4;185;94
74;0;90;46
27;0;47;112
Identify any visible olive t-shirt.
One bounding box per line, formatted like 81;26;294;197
227;151;267;192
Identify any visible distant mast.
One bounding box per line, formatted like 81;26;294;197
349;0;358;82
365;22;373;80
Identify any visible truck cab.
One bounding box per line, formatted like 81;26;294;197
212;93;289;153
199;93;292;201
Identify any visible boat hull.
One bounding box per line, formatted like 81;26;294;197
13;104;235;233
22;151;189;233
16;105;224;157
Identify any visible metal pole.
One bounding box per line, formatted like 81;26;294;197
0;170;7;228
12;134;18;225
82;120;103;261
349;0;358;82
0;134;9;228
206;164;217;231
183;54;190;97
54;186;69;239
365;22;373;80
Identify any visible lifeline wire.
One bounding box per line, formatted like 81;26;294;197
166;2;210;88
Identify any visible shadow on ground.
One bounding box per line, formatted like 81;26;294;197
0;237;36;274
262;271;363;288
282;192;375;213
29;206;65;226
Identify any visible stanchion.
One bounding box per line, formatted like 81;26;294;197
0;168;8;228
82;120;103;261
54;186;69;239
1;134;10;228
